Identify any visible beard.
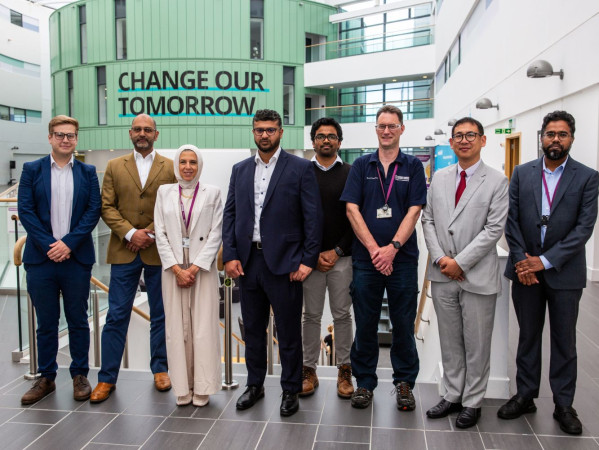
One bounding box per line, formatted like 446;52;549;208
255;137;280;154
542;142;571;161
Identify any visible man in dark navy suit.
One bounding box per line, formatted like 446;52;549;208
498;111;599;435
222;109;322;417
18;115;101;405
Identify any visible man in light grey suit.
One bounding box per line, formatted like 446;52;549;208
421;117;508;428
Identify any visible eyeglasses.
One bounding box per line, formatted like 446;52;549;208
314;134;340;142
452;132;483;142
542;131;571;140
375;124;402;131
252;127;279;136
52;132;78;141
131;127;156;134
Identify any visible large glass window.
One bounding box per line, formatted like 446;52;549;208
283;67;295;125
10;9;22;27
79;5;87;64
97;66;107;125
115;0;127;60
11;108;26;123
0;105;9;121
250;0;264;60
67;70;74;117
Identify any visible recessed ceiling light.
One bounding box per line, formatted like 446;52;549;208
392;79;397;82
423;75;428;79
329;86;334;89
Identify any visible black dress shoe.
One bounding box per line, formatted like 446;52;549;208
236;385;264;410
426;398;463;418
455;407;481;429
280;391;299;417
497;394;536;420
553;405;582;435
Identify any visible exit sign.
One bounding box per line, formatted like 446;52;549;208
495;128;512;134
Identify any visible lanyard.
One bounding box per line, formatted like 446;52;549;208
179;183;200;230
542;170;561;210
376;163;398;208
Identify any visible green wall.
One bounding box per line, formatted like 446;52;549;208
50;0;336;150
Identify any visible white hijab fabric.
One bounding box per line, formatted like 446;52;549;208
174;144;204;189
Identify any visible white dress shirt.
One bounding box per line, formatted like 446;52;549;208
311;154;343;172
539;156;568;269
253;147;281;242
455;159;482;189
50;154;74;241
125;149;156;242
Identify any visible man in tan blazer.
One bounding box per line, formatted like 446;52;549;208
91;114;176;403
421;117;508;428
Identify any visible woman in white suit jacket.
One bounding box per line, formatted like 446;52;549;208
154;144;222;406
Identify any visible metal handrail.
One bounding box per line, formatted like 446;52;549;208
306;97;434;112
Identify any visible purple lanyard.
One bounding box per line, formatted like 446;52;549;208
179;183;199;230
376;163;398;207
542;171;561;210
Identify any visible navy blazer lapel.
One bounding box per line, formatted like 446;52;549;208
71;160;82;222
263;150;288;209
244;158;256;211
530;158;543;218
41;155;52;209
550;158;576;213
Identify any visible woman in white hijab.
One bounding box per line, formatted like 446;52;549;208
154;144;222;406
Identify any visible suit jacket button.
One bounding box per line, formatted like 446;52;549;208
449;230;453;235
139;211;144;215
200;237;204;241
140;194;144;199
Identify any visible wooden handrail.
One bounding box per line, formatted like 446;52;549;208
414;254;431;336
218;321;245;346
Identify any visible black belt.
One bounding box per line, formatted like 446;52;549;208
252;242;263;250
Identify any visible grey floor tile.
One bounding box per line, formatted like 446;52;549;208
85;444;139;450
159;417;214;433
320;398;372;427
372;402;424;429
371;428;425;450
169;402;198;418
0;422;51;450
425;430;485;450
536;435;599;450
270;407;322;424
27;411;117;450
76;380;147;414
219;387;279;421
423;415;454;431
123;397;178;416
141;430;205;450
92;414;165;445
314;443;369;450
191;393;234;419
257;422;317;450
477;406;534;434
0;393;25;408
316;425;370;443
9;408;69;424
199;419;265;450
0;407;22;423
481;432;542;449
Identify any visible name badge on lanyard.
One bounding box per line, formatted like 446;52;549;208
179;183;200;232
376;164;398;219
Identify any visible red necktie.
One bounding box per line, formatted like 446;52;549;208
455;170;467;206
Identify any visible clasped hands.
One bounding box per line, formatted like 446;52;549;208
126;229;155;252
173;264;200;288
514;253;544;285
224;259;312;282
316;249;339;272
370;244;397;276
438;256;464;281
47;240;71;262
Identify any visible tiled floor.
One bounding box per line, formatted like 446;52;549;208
0;280;598;449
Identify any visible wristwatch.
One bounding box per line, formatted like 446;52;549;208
334;246;344;257
391;240;402;250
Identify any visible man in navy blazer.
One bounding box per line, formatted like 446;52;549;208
18;115;101;405
498;111;599;435
223;109;322;417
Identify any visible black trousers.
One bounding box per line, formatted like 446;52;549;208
239;247;303;393
512;272;582;406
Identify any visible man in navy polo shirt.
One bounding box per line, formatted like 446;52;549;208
341;105;426;410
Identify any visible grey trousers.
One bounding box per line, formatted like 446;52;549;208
302;256;353;369
431;281;497;408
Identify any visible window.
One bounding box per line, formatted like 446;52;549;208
11;108;26;123
0;105;39;123
250;0;264;60
97;66;107;125
67;71;74;117
0;105;9;121
448;37;460;76
115;0;127;60
283;67;295;125
79;5;87;64
10;10;22;27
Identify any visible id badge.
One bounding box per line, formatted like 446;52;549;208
376;206;392;219
182;237;190;248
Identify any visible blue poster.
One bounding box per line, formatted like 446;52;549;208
434;145;457;172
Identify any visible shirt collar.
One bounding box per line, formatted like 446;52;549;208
255;146;281;165
367;148;406;165
542;156;568;174
458;159;482;178
50;154;74;168
311;154;343;171
134;149;156;162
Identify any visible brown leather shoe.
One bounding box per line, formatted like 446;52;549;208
300;366;318;397
73;375;92;401
90;382;115;403
21;377;56;405
154;372;172;391
337;364;354;398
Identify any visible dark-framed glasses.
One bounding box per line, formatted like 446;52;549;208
375;124;402;131
314;134;339;142
52;132;78;141
452;132;482;142
131;126;156;133
252;127;279;136
542;131;571;140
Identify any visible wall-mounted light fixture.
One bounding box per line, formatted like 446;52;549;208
476;98;499;110
526;60;563;80
434;129;446;136
447;119;457;127
425;135;434;141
